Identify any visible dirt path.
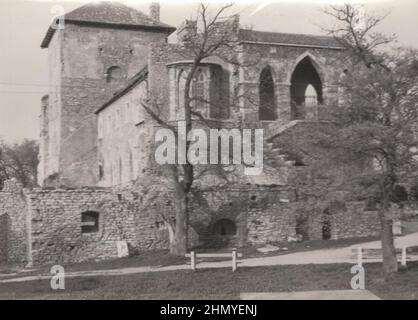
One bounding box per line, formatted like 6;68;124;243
2;232;418;284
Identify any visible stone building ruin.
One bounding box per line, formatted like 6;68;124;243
0;1;393;265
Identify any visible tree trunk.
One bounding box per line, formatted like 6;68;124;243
378;204;398;278
169;187;189;256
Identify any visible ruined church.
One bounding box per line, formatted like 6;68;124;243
0;2;385;265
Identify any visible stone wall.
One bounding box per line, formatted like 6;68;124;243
332;202;380;239
0;178;383;265
0;179;28;263
39;22;172;188
189;185;293;248
97;78;155;188
239;43;346;125
26;187;170;265
0;213;8;263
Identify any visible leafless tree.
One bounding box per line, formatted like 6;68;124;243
141;3;257;255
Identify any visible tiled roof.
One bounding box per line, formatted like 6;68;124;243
41;1;175;48
239;29;344;49
95;66;149;114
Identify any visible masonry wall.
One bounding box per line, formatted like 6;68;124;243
0;180;29;263
239;43;346;127
39;23;172;188
0;214;8;263
26;187;171;265
97;79;155;187
188;186;294;248
0;179;382;265
331;202;381;239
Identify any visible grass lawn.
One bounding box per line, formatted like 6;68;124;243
0;236;378;279
1;262;417;300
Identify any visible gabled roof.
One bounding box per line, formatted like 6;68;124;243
41;1;176;48
95;66;148;114
238;29;345;49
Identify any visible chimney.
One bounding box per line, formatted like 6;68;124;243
149;2;160;22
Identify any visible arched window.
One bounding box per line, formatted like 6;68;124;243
209;65;227;119
212;219;237;236
259;67;277;120
290;56;323;120
106;66;123;83
128;150;133;181
176;69;187;120
192;69;205;110
98;158;104;181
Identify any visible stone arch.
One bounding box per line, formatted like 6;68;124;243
259;65;277;120
212;218;237;236
289;53;324;120
287;52;325;84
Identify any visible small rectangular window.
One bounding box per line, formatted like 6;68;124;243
81;211;99;233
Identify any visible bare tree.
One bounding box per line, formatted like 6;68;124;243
140;3;255;255
320;4;418;277
0;139;39;189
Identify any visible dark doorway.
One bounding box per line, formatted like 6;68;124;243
213;219;237;236
259;67;277;120
295;215;309;241
290;57;323;120
322;209;332;240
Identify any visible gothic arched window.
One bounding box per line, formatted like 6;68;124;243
176;69;187;120
259;67;277;120
192;69;205;110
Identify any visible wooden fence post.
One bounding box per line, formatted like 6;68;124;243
191;251;196;271
232;249;237;272
401;246;407;267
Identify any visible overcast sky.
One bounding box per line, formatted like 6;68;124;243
0;0;417;143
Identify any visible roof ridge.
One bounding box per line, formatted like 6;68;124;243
238;28;344;49
239;28;335;39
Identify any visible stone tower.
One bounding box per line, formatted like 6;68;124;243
38;1;175;187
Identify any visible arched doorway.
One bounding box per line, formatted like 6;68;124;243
259;67;277;120
290;56;323;120
213;219;237;236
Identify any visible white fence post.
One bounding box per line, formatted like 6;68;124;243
401;246;407;267
357;247;362;267
191;251;196;271
232;249;237;272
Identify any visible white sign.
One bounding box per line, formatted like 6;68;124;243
116;241;129;258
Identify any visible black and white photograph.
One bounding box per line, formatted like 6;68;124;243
0;0;417;303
